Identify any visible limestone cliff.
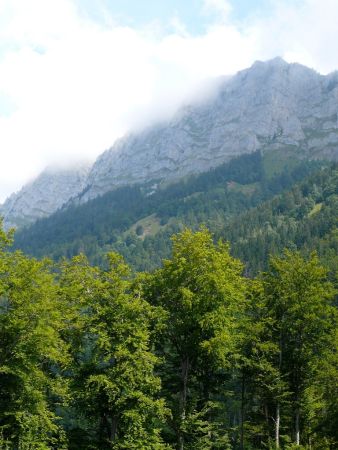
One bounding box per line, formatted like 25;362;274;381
80;58;338;202
2;58;338;228
0;164;90;229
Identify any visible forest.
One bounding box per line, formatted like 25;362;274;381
13;152;335;275
1;223;337;449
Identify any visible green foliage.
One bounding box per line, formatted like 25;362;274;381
12;151;323;272
143;228;247;448
58;253;168;449
1;200;337;448
221;164;338;275
135;224;144;236
261;251;337;448
0;222;69;449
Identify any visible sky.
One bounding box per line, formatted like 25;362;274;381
1;0;338;202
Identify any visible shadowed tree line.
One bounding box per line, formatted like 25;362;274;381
13;152;327;274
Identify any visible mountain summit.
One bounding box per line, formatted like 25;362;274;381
80;58;338;202
1;58;338;228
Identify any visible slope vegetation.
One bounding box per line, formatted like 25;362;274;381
13;151;336;274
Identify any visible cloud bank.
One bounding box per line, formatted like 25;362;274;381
0;0;338;201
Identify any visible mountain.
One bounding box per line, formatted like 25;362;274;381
80;57;338;202
14;151;334;274
219;163;338;275
2;58;338;229
0;164;90;229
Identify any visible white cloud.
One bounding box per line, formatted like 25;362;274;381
202;0;233;22
0;0;338;202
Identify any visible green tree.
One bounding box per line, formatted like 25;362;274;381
234;280;283;450
0;221;69;449
58;253;169;449
143;228;246;449
263;250;336;448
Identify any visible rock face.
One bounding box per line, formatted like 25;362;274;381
2;58;338;228
0;164;90;229
80;57;338;202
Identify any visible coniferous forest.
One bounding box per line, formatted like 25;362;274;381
1;221;337;449
13;152;337;276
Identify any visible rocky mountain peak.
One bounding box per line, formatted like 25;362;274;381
79;58;338;202
2;58;338;228
0;163;91;229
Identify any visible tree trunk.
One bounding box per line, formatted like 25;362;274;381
275;402;280;449
240;373;245;450
178;356;189;450
294;332;302;446
275;330;283;449
295;408;300;445
111;415;118;442
263;402;270;446
203;369;212;440
264;403;269;427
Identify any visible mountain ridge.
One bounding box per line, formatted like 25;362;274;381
80;57;338;202
0;163;90;229
2;57;338;229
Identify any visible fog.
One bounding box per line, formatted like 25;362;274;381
1;0;338;202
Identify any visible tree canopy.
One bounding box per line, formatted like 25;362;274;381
0;222;337;449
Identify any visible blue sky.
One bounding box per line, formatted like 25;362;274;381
0;0;338;201
75;0;271;34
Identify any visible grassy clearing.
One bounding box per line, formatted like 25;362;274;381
262;149;300;178
128;214;163;239
227;181;259;195
308;202;323;217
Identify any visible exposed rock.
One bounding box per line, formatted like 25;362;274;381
80;57;338;202
0;164;90;229
2;58;338;228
